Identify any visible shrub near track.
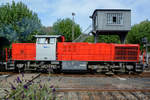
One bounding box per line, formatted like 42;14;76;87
3;73;59;100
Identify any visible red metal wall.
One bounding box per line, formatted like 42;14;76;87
57;42;140;62
57;42;114;61
12;43;36;60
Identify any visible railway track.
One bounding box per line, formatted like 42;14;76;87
49;72;150;99
1;71;150;100
0;72;16;75
1;71;150;78
41;72;150;78
56;91;150;100
57;88;150;92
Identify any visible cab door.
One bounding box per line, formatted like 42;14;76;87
36;37;56;61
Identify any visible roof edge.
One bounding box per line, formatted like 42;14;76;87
91;9;131;18
34;35;62;38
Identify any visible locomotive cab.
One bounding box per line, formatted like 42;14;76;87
35;35;62;61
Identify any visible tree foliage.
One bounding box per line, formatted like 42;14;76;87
84;35;120;43
41;26;53;35
0;1;42;43
126;20;150;47
98;35;120;43
52;18;82;41
84;36;94;43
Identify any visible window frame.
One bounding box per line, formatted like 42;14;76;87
49;38;55;44
106;13;123;25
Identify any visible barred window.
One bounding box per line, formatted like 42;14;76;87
107;13;123;25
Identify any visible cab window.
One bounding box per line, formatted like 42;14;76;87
37;38;49;44
50;38;55;44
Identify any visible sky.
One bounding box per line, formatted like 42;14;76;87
0;0;150;32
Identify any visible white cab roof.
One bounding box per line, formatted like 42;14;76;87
34;35;61;38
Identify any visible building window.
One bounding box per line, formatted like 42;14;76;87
113;16;117;23
107;13;123;25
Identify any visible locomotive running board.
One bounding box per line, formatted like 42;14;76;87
62;61;87;70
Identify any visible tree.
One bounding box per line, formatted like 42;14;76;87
0;1;42;43
41;26;53;35
126;20;150;48
84;35;120;43
98;35;120;43
52;18;82;41
84;36;94;43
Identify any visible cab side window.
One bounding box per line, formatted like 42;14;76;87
50;38;55;44
36;37;55;44
37;38;50;44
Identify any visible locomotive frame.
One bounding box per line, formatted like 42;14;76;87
1;35;144;74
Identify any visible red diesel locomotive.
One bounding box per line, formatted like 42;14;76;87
8;35;143;73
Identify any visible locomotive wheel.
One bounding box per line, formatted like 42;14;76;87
53;68;61;74
134;64;144;74
135;67;144;74
0;64;6;72
14;63;18;72
47;67;54;73
14;67;19;73
124;66;130;74
14;66;25;73
88;68;95;74
14;63;24;73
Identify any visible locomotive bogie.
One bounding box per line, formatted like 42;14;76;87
87;62;141;73
13;60;61;72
